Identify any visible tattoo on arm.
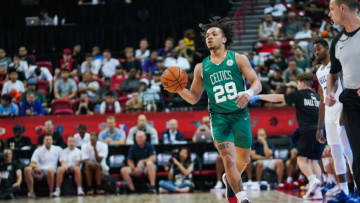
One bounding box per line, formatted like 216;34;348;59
218;143;230;150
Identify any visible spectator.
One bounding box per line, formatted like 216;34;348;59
125;93;143;112
38;119;65;147
75;91;94;115
155;56;166;73
81;132;108;195
251;128;284;185
126;114;159;145
258;35;280;55
264;0;287;20
52;136;84;197
92;46;104;61
175;39;194;64
72;44;83;69
99;116;126;145
73;124;90;147
20;78;47;107
0;48;11;73
307;31;320;59
159;147;193;193
283;12;302;39
135;38;150;65
26;66;53;88
101;49;120;78
164;50;191;71
258;14;280;41
292;46;311;71
267;66;284;91
20;91;45;116
6;124;31;149
121;130;157;193
120;68;140;94
158;37;174;57
58;48;77;78
0;149;22;199
161;119;185;144
39;9;54;26
80;53;101;76
0;94;18;116
111;65;126;90
54;68;77;100
283;59;303;83
150;70;162;94
294;22;313;54
140;79;160;112
18;46;34;65
95;77;117;103
265;48;287;71
142;50;158;74
183;29;196;51
24;134;62;198
192;116;212;142
1;68;25;97
100;92;121;114
8;55;28;81
304;1;324;27
285;81;298;94
123;47;142;73
78;71;99;100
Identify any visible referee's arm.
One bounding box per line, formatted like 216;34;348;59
326;37;342;107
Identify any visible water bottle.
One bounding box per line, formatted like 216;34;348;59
163;133;169;144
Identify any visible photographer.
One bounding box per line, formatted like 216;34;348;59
75;91;94;115
0;149;22;199
159;148;193;193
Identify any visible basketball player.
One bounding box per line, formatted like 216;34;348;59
250;73;325;200
164;17;262;203
326;0;360;199
314;39;354;202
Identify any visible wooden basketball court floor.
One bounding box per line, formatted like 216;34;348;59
0;190;328;203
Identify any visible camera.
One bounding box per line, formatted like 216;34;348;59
169;149;179;164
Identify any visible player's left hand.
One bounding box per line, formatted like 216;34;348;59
316;129;326;144
236;92;250;108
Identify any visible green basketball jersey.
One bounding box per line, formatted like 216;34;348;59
202;50;246;113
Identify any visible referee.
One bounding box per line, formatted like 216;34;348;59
326;0;360;191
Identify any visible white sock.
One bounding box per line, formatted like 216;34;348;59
286;177;293;183
55;187;60;192
77;186;83;190
339;182;349;195
308;175;316;182
236;191;248;201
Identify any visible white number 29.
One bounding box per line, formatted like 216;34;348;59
213;82;238;104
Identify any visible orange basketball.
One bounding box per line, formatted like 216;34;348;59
161;66;188;93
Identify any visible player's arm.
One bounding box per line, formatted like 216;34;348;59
257;94;285;103
177;63;204;105
316;84;326;144
235;53;262;108
326;34;341;106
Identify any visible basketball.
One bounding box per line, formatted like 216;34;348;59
161;66;188;93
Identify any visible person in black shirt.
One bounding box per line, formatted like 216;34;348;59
0;149;22;199
38;119;64;147
250;72;324;200
120;130;157;193
6;124;31;150
267;65;284;91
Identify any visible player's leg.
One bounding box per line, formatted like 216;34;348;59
213;156;225;189
94;163;104;194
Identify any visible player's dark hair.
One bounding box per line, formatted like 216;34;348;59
335;0;358;11
313;39;329;48
296;72;314;87
200;16;234;47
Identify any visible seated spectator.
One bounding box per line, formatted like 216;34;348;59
304;1;324;27
20;78;47;107
283;12;302;39
258;14;280;41
6;124;31;149
142;50;158;74
264;0;287;20
0;149;22;199
0;94;19;116
175;39;194;64
127;114;158;145
164;50;191;71
57;48;77;78
52;136;84;197
155;56;166;73
120;68;140;94
283;59;303;83
72;44;83;70
125;92;144;112
92;46;104;62
20;91;45;116
150;70;162;94
158;37;174;57
80;53;101;76
183;29;196;51
0;48;11;73
294;22;313;54
18;46;34;65
81;132;108;195
8;55;28;81
99;116;126;145
161;119;185;144
292;46;311;72
192;116;212;143
135;38;150;65
123;47;142;73
100;92;121;114
54;68;77;100
24;135;62;198
95;77;117;104
26;66;53;89
159;147;193;193
1;69;25;98
251;128;284;185
258;35;280;55
140;79;160;112
121;130;157;193
78;71;99;100
111;65;126;90
265;48;287;71
267;66;284;92
73;124;90;147
101;49;120;78
75;91;94;115
38;119;65;147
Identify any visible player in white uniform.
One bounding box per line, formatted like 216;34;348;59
314;39;353;200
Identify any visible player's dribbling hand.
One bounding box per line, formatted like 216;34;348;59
236;92;250;108
316;129;326;144
325;94;336;107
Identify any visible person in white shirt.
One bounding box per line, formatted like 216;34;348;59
74;124;90;147
27;65;53;82
24;134;62;198
264;0;287;19
52;136;84;197
294;22;313;53
81;132;108;195
78;71;99;100
164;50;191;71
135;38;150;65
126;114;159;145
101;49;120;78
1;69;25;96
80;53;101;76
